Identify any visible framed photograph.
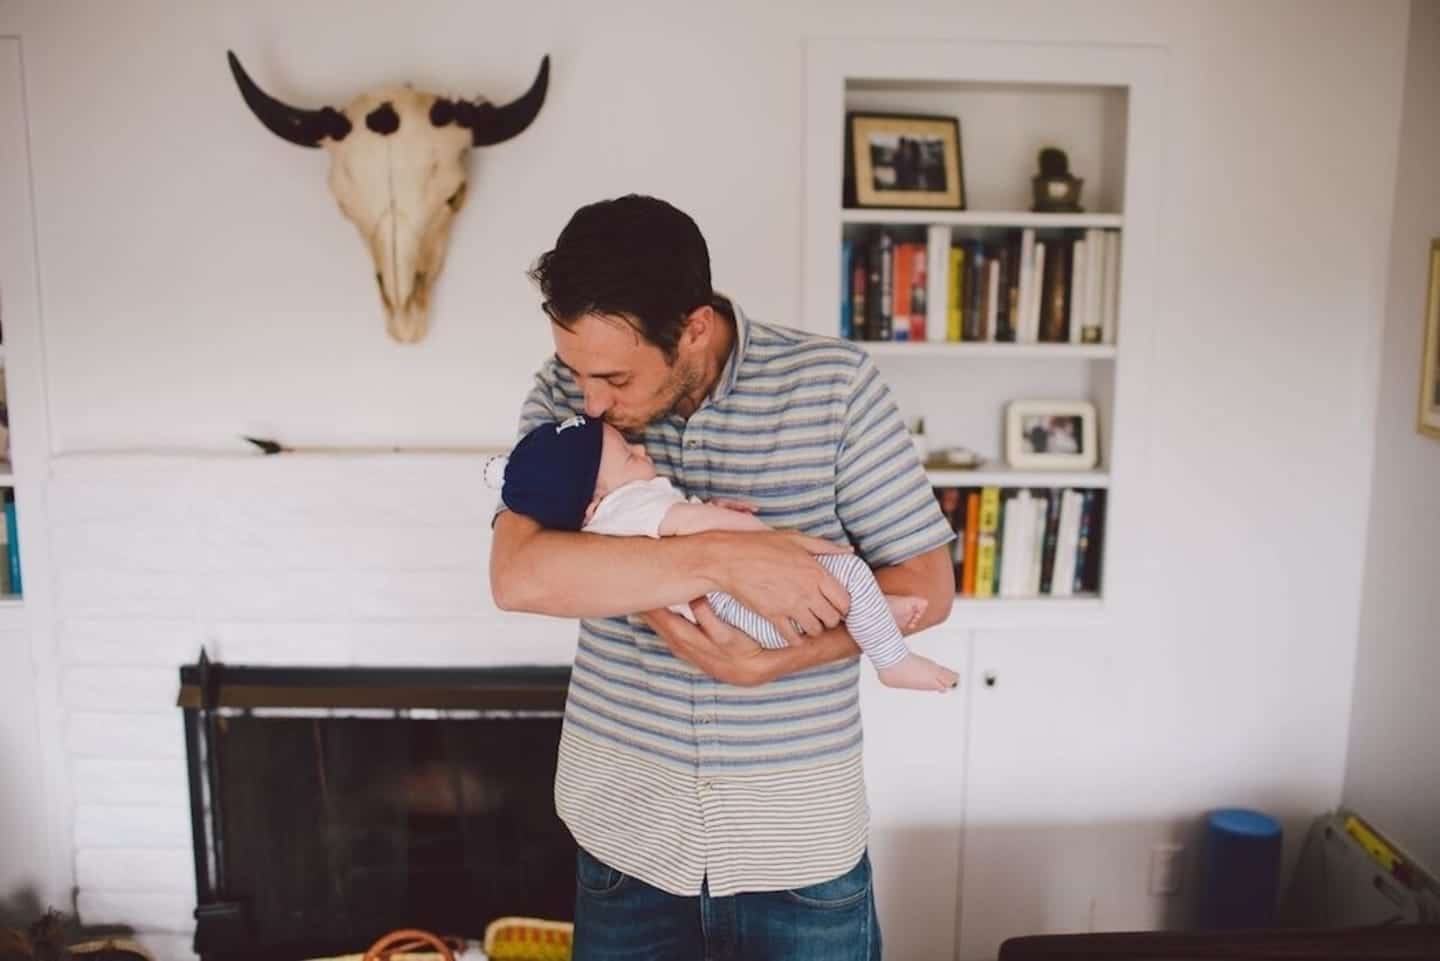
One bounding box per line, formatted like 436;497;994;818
846;112;965;210
1005;400;1099;470
1419;239;1440;440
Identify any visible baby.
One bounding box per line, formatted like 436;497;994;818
500;415;959;692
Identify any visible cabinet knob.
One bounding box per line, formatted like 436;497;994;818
983;671;998;688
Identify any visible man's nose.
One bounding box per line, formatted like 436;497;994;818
583;384;611;418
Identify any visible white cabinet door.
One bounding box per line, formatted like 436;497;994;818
957;629;1112;961
861;623;969;961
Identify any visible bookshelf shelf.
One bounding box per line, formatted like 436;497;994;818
927;469;1110;489
864;342;1116;360
841;210;1124;230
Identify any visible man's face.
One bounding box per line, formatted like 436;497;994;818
552;313;698;434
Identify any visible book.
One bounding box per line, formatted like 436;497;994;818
1000;489;1033;597
1038;489;1063;594
1069;239;1088;344
909;241;927;341
985;258;1000;343
1101;229;1121;344
1051;490;1082;598
961;491;980;595
1072;491;1095;594
1028;494;1047;595
926;225;950;343
1016;228;1036;341
947;246;965;342
1077;489;1107;593
997;235;1021;343
1026;242;1047;343
974;486;1000;598
1083;228;1105;343
851;245;868;341
870;231;893;341
964;241;986;341
892;241;913;342
1041;235;1073;342
840;239;853;339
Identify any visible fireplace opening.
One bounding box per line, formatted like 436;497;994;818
178;656;575;961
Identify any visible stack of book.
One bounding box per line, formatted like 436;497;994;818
936;486;1105;598
840;227;1121;344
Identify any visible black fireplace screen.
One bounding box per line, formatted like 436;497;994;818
178;659;576;961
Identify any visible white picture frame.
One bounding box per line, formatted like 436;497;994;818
1005;400;1099;470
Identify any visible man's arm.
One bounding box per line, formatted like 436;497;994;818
872;542;955;634
659;502;771;536
490;509;849;628
645;542;955;685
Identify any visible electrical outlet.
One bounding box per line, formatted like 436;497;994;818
1148;843;1185;896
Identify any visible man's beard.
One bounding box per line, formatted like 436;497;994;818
611;356;704;433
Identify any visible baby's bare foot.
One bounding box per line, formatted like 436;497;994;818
885;595;929;632
878;652;960;692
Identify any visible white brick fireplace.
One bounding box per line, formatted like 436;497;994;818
44;452;578;957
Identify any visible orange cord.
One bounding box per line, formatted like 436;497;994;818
361;928;460;961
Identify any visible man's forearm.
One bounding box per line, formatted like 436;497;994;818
491;512;724;618
871;545;956;633
767;626;862;677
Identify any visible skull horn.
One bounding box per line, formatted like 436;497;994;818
461;55;550;147
227;50;352;147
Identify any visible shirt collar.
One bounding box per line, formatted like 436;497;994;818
709;293;750;406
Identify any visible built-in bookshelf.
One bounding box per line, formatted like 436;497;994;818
803;41;1161;620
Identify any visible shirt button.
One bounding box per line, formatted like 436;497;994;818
699;714;714;725
700;781;715;793
685;439;699;449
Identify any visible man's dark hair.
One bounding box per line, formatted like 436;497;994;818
529;195;714;360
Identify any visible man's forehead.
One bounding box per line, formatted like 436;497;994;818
552;314;659;372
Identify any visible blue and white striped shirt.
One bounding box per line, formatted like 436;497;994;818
508;299;954;896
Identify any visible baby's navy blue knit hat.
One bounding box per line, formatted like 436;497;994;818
501;415;605;531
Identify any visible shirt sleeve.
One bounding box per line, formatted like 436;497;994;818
833;351;956;568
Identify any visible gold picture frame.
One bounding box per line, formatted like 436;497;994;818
1421;239;1440;440
846;112;965;210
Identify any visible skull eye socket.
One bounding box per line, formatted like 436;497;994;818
446;182;468;211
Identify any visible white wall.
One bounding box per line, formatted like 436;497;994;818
1344;0;1440;875
0;0;1417;956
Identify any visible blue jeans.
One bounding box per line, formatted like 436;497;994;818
572;846;883;961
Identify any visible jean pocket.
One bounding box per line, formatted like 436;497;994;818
576;847;629;897
782;854;872;910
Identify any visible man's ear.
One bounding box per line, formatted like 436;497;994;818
681;304;714;348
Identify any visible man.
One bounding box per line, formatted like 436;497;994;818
490;195;955;960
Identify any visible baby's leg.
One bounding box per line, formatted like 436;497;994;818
815;553;959;692
704;592;789;650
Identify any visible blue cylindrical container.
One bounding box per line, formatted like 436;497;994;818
1198;808;1283;929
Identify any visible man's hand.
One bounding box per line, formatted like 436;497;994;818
642;603;778;687
707;530;853;645
709;499;757;514
642;600;861;687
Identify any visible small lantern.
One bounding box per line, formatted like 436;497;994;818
1031;147;1084;213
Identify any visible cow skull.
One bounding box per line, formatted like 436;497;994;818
228;52;549;343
